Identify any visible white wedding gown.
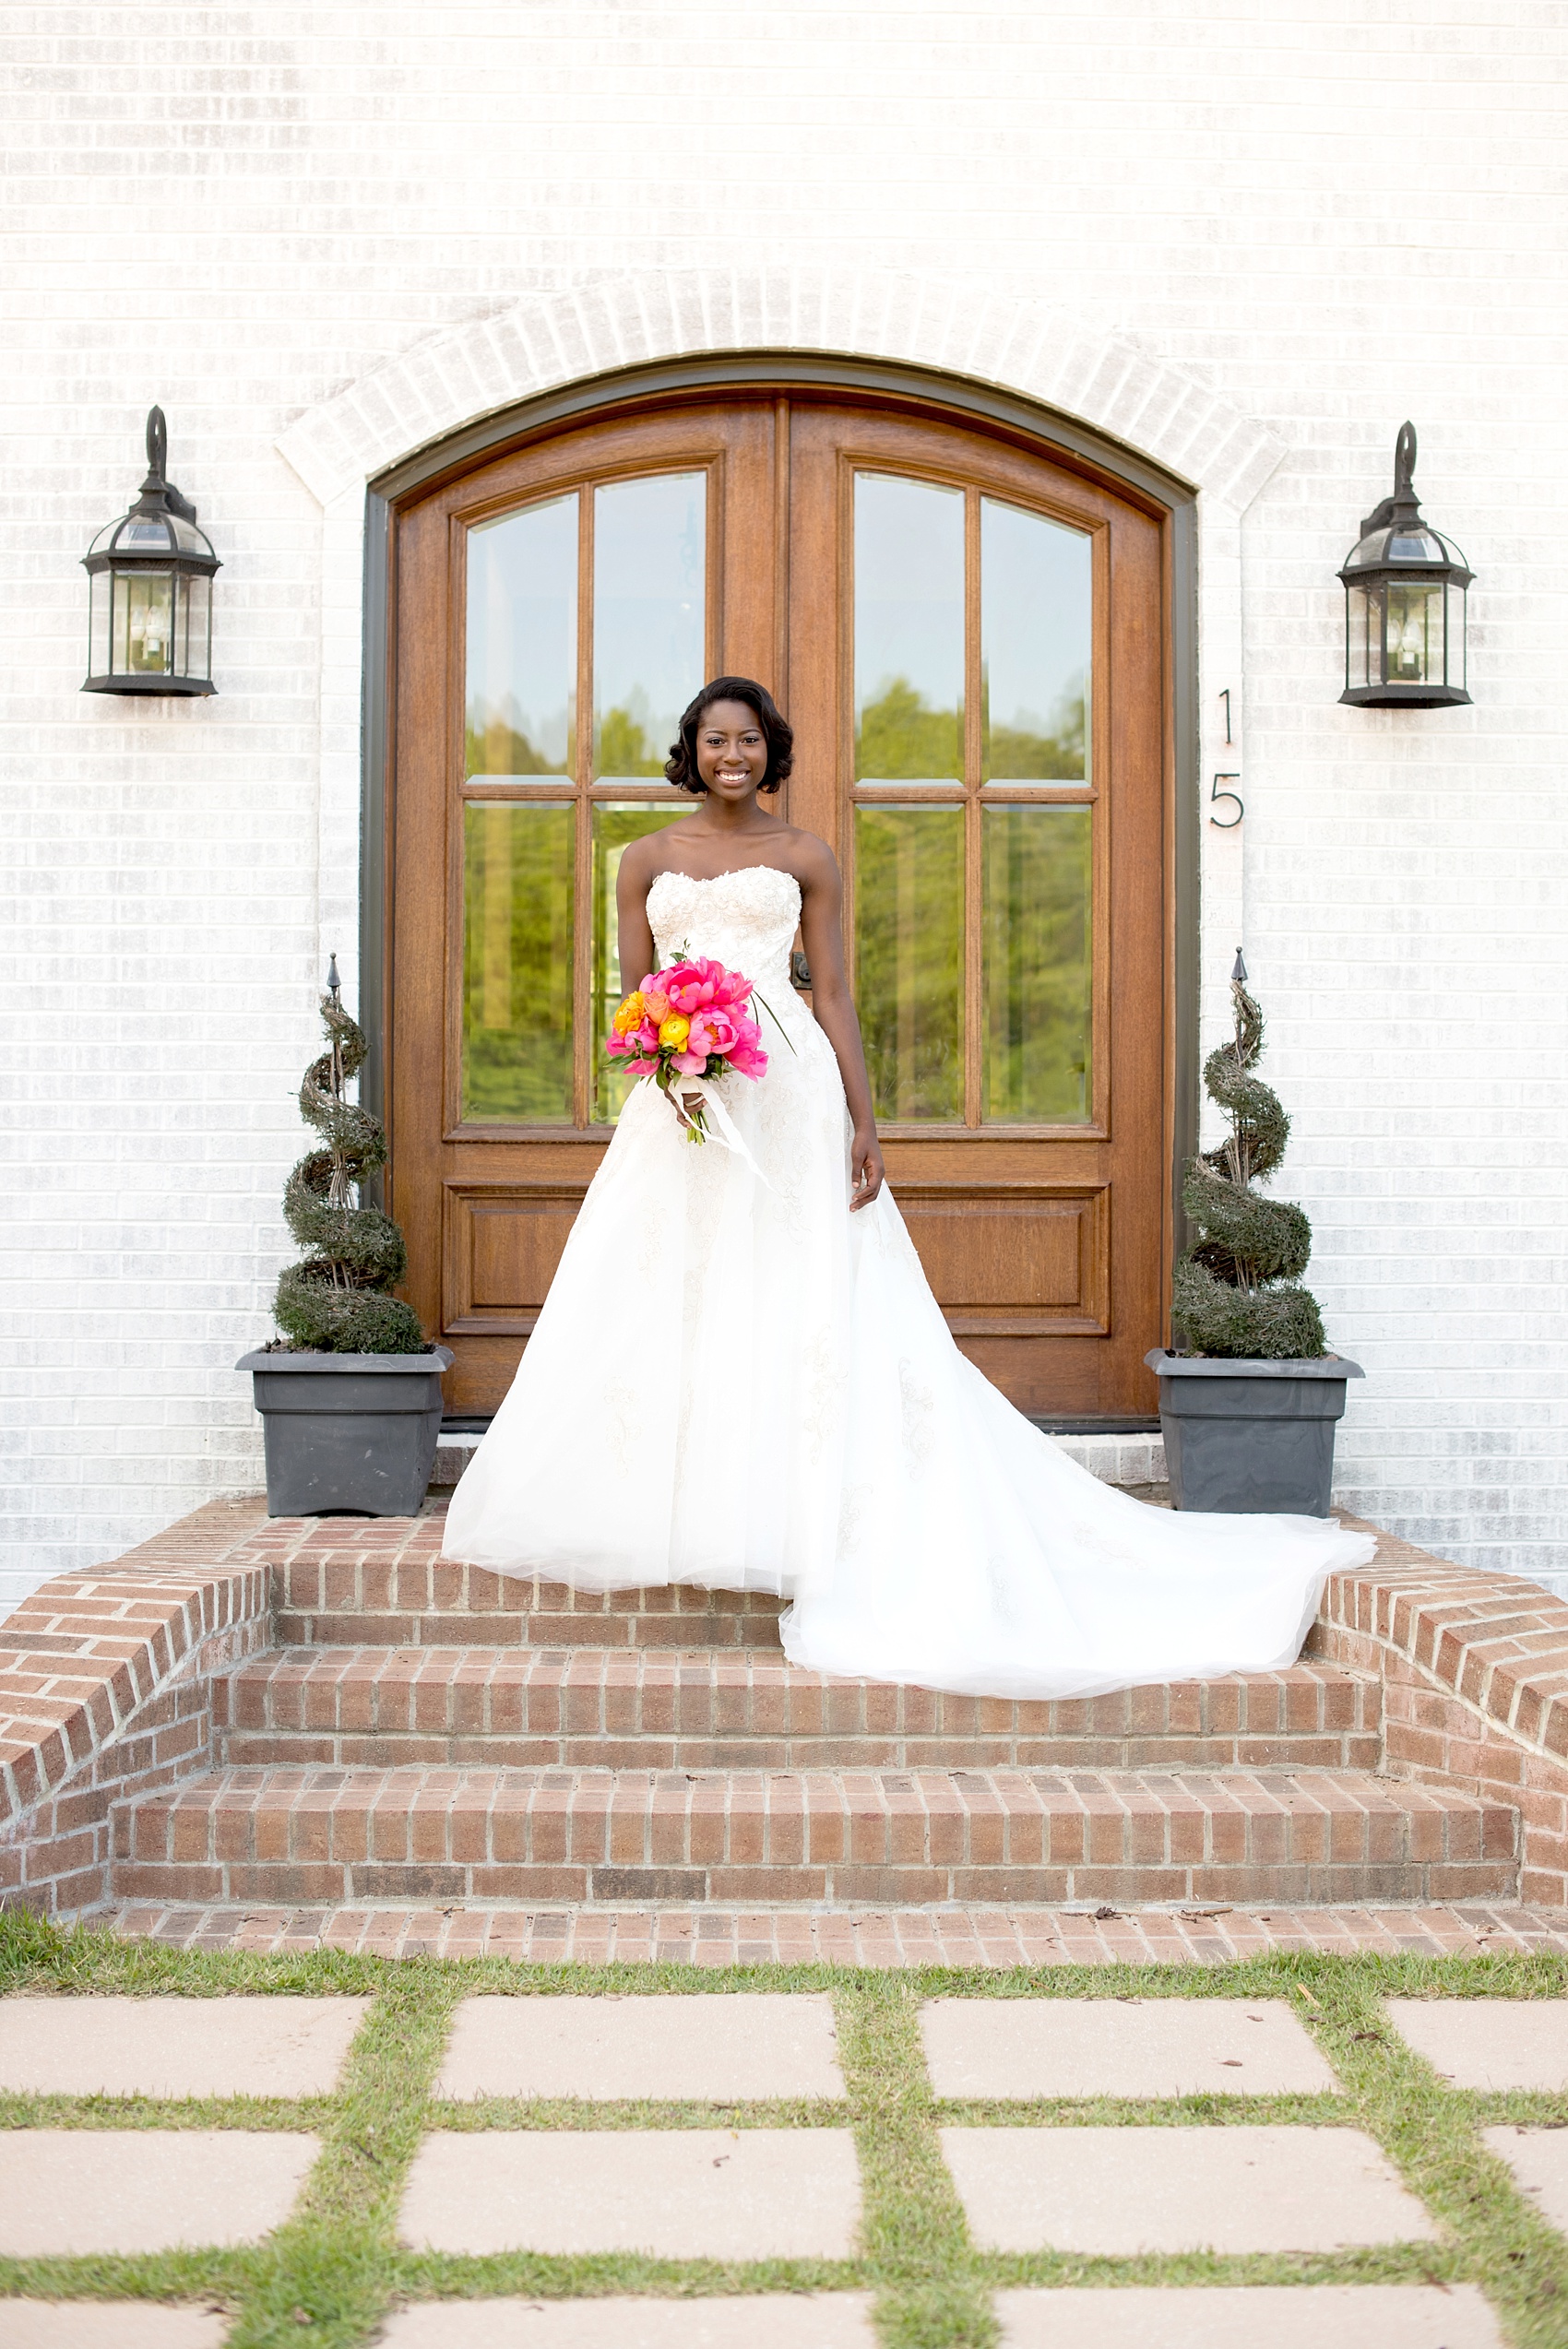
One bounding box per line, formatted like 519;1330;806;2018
443;865;1375;1698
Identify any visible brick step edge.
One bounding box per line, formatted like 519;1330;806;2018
215;1650;1383;1774
110;1764;1518;1911
103;1900;1568;1964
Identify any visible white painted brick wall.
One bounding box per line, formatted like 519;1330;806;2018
4;1;1566;1608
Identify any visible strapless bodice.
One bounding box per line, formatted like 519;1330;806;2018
647;865;802;994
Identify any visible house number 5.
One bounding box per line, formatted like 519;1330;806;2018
1210;774;1244;828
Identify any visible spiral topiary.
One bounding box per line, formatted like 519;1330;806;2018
273;962;426;1353
1171;952;1327;1360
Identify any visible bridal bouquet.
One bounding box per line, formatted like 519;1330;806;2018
606;953;768;1144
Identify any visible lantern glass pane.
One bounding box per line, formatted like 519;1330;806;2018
118;571;175;675
1385;581;1443;686
183;573;212;682
1447;581;1467;689
89;571;112;680
1346;586;1376;690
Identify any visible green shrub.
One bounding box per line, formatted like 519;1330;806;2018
273;966;426;1353
1172;955;1327;1359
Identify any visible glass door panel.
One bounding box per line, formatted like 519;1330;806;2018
980;497;1091;783
982;804;1092;1123
854;804;965;1120
593;473;706;781
853;474;965;785
460;802;576;1121
466;494;576;781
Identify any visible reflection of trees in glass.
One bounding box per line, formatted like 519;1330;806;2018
596;686;671;778
461;805;575;1121
855;676;962;780
596;706;660;777
465;693;573;778
983;670;1087;781
854;806;963;1120
983;808;1092;1123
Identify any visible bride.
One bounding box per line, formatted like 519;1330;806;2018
442;676;1374;1699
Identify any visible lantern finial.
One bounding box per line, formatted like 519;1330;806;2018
1393;420;1417;499
144;406;168;489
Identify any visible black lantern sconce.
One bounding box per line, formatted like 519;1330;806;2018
1338;422;1472;707
81;408;220;697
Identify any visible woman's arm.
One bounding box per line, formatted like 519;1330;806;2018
614;845;657;1000
796;840;885;1209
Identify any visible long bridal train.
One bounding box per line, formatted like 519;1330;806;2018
442;866;1375;1701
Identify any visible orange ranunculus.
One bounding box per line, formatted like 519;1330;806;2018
658;1014;691;1050
612;991;645;1035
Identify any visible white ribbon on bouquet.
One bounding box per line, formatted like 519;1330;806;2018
649;1072;777;1192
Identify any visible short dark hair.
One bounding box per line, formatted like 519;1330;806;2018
665;677;794;796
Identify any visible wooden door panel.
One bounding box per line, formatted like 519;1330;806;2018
896;1184;1110;1335
388;385;1172;1420
441;1180;588;1335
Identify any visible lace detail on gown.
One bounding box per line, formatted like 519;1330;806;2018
443;863;1375;1700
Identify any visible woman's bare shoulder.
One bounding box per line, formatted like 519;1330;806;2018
774;825;841;888
620;822;693;887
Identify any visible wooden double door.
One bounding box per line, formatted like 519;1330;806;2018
387;386;1173;1417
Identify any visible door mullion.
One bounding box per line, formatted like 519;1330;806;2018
572;486;594;1129
964;486;983;1128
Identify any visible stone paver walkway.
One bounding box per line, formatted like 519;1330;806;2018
0;2130;319;2255
6;1980;1564;2339
1386;1995;1568;2088
435;1991;844;2101
996;2284;1504;2346
104;1900;1568;1963
399;2128;862;2258
1483;2124;1568;2233
921;1994;1338;2098
5;2313;231;2349
379;2300;878;2347
0;1994;369;2098
940;2124;1437;2254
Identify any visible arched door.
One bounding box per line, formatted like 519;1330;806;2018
387;386;1172;1418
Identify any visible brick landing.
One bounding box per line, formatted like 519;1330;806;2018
105;1899;1568;1964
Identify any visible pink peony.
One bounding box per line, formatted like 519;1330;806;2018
687;1007;741;1061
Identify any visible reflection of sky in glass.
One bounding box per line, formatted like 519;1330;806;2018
981;500;1091;779
466;495;576;777
854;475;964;780
594;473;705;778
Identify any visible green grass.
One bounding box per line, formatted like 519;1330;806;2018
2;1913;1567;2345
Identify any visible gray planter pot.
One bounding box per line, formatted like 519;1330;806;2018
237;1347;454;1517
1144;1349;1364;1517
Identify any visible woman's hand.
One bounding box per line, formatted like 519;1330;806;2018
850;1126;885;1210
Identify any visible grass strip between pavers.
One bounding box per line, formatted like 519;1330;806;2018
0;1912;1566;2345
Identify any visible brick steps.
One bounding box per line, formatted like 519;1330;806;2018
214;1648;1384;1776
273;1555;786;1650
108;1763;1518;1911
